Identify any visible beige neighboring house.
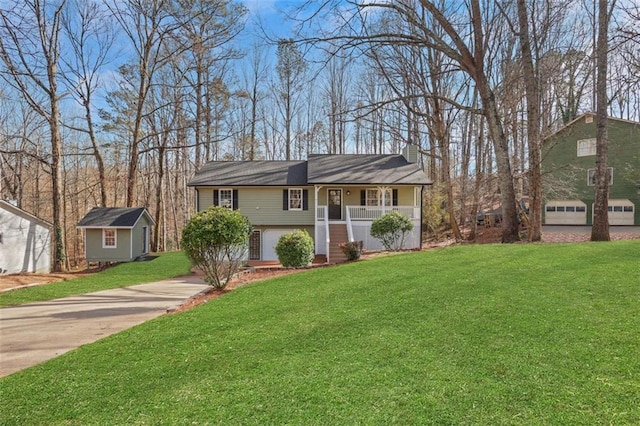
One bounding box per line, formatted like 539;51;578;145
188;145;431;263
77;207;155;263
0;199;52;274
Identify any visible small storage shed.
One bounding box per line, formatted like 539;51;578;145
0;199;52;274
77;207;155;262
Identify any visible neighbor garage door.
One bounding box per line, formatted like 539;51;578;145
262;229;296;261
545;200;587;225
598;199;635;225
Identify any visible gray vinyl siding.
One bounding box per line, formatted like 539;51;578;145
197;187;315;226
317;186;417;206
84;228;132;262
317;186;419;220
131;216;151;258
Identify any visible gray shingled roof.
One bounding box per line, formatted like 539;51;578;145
187;161;307;186
188;155;430;187
307;154;430;185
77;207;153;228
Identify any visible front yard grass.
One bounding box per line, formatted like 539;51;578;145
0;251;192;307
1;241;639;424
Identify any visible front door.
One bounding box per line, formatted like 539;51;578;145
328;189;342;220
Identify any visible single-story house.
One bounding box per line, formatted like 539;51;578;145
187;145;431;263
77;207;155;262
0;199;52;274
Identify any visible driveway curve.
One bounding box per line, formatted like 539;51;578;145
0;276;209;377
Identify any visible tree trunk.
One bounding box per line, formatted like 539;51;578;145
475;75;520;243
591;0;612;241
516;0;542;242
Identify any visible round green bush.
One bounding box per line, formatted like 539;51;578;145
275;230;315;267
370;211;414;251
181;206;252;288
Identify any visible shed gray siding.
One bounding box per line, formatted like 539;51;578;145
84;229;132;262
131;215;151;258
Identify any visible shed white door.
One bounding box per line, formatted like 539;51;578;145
545;200;587;225
262;229;295;261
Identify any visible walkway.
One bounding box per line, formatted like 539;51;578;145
0;276;208;377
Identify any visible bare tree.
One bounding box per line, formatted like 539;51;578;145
515;0;542;241
0;0;69;271
61;0;116;207
108;0;183;207
299;0;521;241
275;38;307;160
591;0;615;241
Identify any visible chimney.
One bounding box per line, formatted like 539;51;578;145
402;144;419;163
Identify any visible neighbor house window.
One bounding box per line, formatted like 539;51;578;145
103;229;116;248
587;168;613;186
289;188;303;210
366;189;392;206
577;138;597;157
219;188;233;209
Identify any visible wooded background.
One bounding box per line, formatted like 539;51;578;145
1;0;639;270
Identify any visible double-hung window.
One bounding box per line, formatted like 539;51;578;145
289;188;303;210
219;188;233;209
366;189;392;206
577;138;597;157
103;229;116;248
587;168;613;186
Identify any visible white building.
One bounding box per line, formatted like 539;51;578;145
0;200;52;274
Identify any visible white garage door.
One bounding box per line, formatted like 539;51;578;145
599;199;635;225
545;200;587;225
262;229;296;261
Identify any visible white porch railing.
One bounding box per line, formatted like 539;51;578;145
347;206;420;220
345;205;354;242
324;206;330;263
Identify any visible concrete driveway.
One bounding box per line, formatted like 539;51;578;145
0;276;209;377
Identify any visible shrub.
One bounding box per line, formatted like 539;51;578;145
181;206;252;289
339;241;363;261
370;212;414;251
275;230;315;267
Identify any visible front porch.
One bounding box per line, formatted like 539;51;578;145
314;203;422;263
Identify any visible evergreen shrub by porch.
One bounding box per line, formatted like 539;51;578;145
339;241;363;261
275;230;315;267
370;211;414;251
181;206;252;289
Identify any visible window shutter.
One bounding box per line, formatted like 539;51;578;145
213;189;219;206
302;189;309;210
360;190;366;206
392;189;398;206
232;190;239;210
283;189;289;210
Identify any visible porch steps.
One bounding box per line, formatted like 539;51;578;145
328;224;349;264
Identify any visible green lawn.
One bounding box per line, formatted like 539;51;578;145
0;251;192;307
1;241;639;424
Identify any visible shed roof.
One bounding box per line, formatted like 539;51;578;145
187;161;307;187
77;207;155;228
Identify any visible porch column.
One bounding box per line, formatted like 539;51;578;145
379;186;389;215
314;185;321;253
